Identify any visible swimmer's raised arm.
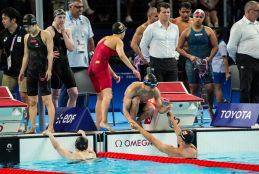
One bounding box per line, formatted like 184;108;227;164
130;120;179;156
154;90;173;114
167;111;181;136
44;132;74;159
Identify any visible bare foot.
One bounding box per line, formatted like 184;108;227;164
207;109;214;120
25;128;37;134
42;128;55;134
193;116;198;123
99;122;116;132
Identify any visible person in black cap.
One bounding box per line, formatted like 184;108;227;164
130;110;198;158
18;14;55;134
46;9;78;109
44;130;96;159
88;22;140;132
121;73;173;130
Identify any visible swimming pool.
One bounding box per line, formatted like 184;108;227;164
1;152;259;174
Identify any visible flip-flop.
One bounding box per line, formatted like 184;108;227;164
99;127;109;131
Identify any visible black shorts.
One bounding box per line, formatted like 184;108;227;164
121;103;146;117
27;66;51;96
178;55;188;81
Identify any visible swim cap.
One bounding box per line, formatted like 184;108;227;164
143;73;158;88
112;22;127;34
75;136;88;151
179;130;194;144
23;14;37;26
193;9;205;18
53;9;66;18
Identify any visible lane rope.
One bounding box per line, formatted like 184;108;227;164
0;168;68;174
97;152;259;172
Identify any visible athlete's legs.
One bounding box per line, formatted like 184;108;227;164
130;96;141;130
189;84;199;96
205;83;215;119
136;103;155;126
204;11;211;26
183;80;190;93
42;95;55;134
95;92;103;130
130;96;140;121
67;87;78;107
26;96;38;134
99;88;115;132
214;82;223;105
51;88;61;109
210;10;218;25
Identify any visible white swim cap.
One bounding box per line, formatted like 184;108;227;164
193;9;205;18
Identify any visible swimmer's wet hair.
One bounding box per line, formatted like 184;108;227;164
179;2;192;10
157;2;171;13
75;136;88;151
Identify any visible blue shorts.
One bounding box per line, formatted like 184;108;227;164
120;103;146;117
213;72;226;84
185;59;214;84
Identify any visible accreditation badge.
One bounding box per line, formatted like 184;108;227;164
77;40;85;53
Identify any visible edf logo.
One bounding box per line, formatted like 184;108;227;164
56;114;77;124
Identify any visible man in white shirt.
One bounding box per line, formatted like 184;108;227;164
140;2;179;82
59;0;95;107
227;1;259;103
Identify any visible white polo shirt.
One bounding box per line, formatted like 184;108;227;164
140;20;179;62
64;11;94;68
227;16;259;61
212;40;228;73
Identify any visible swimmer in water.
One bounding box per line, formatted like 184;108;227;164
44;130;96;159
130;110;198;158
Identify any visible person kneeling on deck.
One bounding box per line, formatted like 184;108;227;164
130;111;198;158
44;130;96;160
122;73;173;130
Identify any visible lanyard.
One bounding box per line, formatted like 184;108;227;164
10;26;21;52
68;11;84;39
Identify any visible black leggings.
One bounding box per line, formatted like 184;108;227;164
51;59;76;90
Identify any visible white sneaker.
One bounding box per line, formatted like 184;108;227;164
125;15;133;22
207;23;214;27
86;8;95;15
214;23;219;27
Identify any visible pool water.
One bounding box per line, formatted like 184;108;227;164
1;152;259;174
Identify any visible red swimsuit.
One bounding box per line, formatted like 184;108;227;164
88;37;117;93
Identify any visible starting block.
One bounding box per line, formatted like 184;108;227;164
0;86;27;134
143;82;204;130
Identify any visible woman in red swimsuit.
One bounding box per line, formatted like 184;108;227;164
88;22;140;132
